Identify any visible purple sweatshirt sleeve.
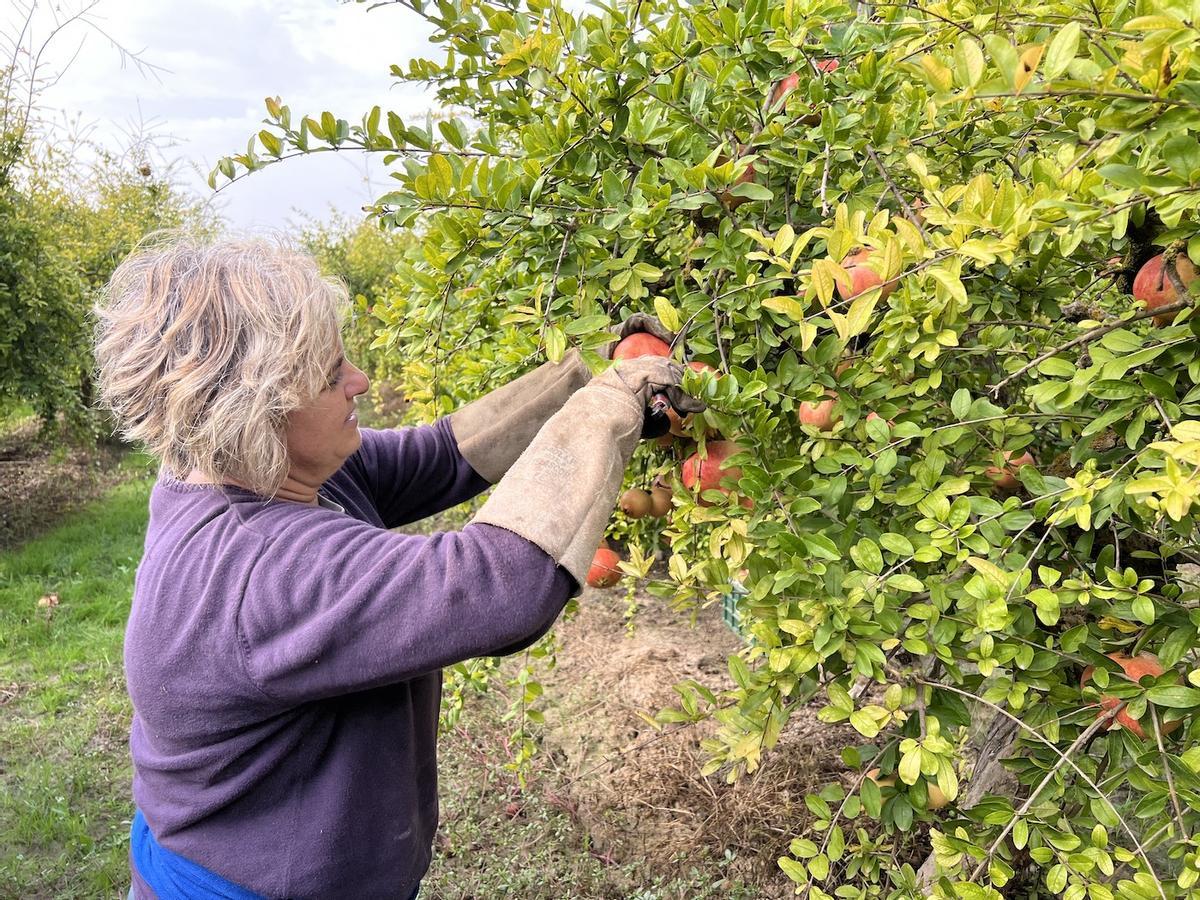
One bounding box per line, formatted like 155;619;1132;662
337;419;490;529
237;510;572;705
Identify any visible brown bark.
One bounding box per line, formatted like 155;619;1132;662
915;713;1021;889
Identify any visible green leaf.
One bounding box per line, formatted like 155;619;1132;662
860;775;882;817
898;747;922;785
762;296;808;322
983;35;1021;91
954;38;985;88
1038;357;1075;378
804;534;841;560
849;708;881;737
1042;22;1080;80
888;573;924;592
1146;685;1200;709
729;181;773;202
951;388;971;420
880;533;915;555
653;296;682;333
777;856;807;884
850;538;884;574
544;324;566;362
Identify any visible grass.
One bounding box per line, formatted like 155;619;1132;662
0;457;762;899
0;455;156;898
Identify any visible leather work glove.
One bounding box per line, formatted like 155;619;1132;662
596;356;705;438
598;313;678;360
449;349;592;483
470;356;702;589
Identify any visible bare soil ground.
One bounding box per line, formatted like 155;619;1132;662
0;420;132;551
535;583;863;896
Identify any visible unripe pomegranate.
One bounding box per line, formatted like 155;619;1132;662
1080;652;1180;739
612;333;671;359
1132;253;1198;325
867;767;947;809
649;484;672;517
586;547;622;588
681;440;748;507
619;488;653;518
837;248;898;301
985;449;1035;493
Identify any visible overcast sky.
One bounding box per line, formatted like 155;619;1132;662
7;0;438;234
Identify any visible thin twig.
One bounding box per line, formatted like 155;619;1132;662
988;305;1192;397
1149;707;1186;836
967;705;1118;882
865;145;928;241
917;679;1166;896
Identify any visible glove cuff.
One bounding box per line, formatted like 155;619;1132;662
449;349;592;483
469;382;642;588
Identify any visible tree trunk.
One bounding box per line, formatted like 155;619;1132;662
915;712;1021;889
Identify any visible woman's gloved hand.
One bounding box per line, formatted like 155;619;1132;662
470;356;706;590
592;356;706;439
598;313;678;360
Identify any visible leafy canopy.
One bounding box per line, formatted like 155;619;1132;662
216;0;1200;895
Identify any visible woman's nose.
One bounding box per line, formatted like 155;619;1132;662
348;363;370;397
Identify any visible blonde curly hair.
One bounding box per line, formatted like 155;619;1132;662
94;233;351;496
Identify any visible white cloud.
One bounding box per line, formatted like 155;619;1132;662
21;0;437;232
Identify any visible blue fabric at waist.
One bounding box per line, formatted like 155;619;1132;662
131;808;268;900
130;809;421;900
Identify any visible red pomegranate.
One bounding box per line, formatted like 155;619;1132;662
985;450;1035;493
836;248;898;301
681;441;747;506
1132;253;1198;326
586;547;622;588
612;333;671;359
798;391;839;431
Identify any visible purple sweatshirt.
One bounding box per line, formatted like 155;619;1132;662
126;419;573;899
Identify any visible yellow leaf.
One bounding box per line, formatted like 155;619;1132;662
1124;15;1186;31
828;310;850;343
1014;44;1044;94
762;295;808;322
653;296;683;333
845;292;880;339
919;54;954;93
810;259;839;305
797;320;818;351
1172;421;1200;442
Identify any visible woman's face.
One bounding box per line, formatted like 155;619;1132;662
284;349;371;481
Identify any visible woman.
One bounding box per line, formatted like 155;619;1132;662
93;235;702;899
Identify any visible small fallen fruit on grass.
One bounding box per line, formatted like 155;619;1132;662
682;440;750;507
985;449;1035;493
837;248;898;301
619;487;653;518
1080;652;1181;740
1132;252;1198;325
612;332;671;360
586;547;622;588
